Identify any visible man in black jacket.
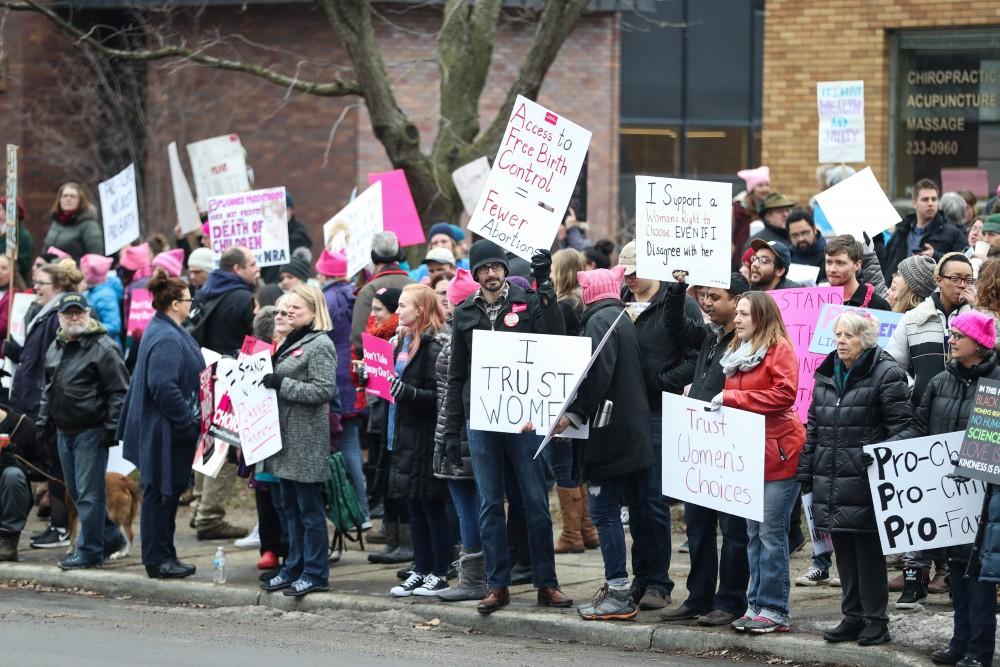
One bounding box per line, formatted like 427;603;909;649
37;293;129;570
659;271;752;627
444;240;571;615
879;178;965;283
0;406;39;562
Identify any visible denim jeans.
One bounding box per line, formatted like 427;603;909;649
587;475;629;584
58;428;122;562
338;417;370;519
408;497;451;576
278;479;329;587
467;424;557;588
949;558;998;667
684;502;749;614
542;438;576;488
627;414;673;595
812;550;833;572
745;479;800;624
447;479;482;552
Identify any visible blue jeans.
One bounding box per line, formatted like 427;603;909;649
950;558;998;667
408;497;451;576
57;428;122;562
684;502;749;614
467;424;557;588
587;475;629;584
447;479;482;552
278;479;329;587
745;479;800;624
338;417;369;519
627;414;673;595
543;438;576;488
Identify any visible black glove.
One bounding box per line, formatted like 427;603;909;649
103;430;118;448
444;435;463;469
530;249;552;285
860;452;875;468
799;478;812;495
389;376;416;402
261;373;285;391
2;339;21;361
357;365;369;387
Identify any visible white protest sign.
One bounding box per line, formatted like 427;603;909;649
470;330;591;435
225;350;282;465
452;156;491;217
635;176;732;289
323;181;382;279
2;292;35;389
467;96;591;260
168;141;203;234
207;186;290;268
661;393;765;521
817;80;865;163
186;134;251;210
99;163;140;256
813;167;901;240
865;432;986;554
788;263;821;286
802;492;834;556
6;144;18;259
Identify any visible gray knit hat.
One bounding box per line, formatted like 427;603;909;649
896;255;937;300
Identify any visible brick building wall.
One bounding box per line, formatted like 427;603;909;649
762;1;1000;206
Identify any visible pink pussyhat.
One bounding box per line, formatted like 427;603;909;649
737;165;771;192
577;264;626;305
80;254;113;285
952;311;997;350
120;242;151;271
315;249;348;278
446;267;478;306
46;246;70;260
152;248;185;278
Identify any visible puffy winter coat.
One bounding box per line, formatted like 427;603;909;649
722;337;805;481
85;277;124;344
433;327;472;481
42;208;104;261
797;348;911;532
322;279;356;414
7;301;60;419
970;485;1000;583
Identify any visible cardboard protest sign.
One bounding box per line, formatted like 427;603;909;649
661;393;765;521
362;333;396;404
808;303;902;355
208;357;241;447
787;263;821;286
126;288;155;335
186;134;250;210
324;182;383;279
207;186;289;268
467;96;591;260
6;144;17;260
367;169;425;247
774;287;844;420
813;167;901;240
634;176;732;288
1;292;33;389
471;330;591;435
802;492;834;556
192;365;227;478
99;163;141;256
452;156;491;217
817;80;865;163
866;432;985;554
955;378;1000;484
229;350;283;466
168;141;203;234
941;168;990;198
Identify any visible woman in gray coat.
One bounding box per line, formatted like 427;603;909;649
259;285;336;598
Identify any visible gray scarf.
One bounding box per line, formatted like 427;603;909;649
719;340;767;377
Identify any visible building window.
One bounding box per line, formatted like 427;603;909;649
685;127;750;179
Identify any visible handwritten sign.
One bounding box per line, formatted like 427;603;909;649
186;134;250;210
209;357;241;447
661;393;765;521
192;364;227;478
324;182;383;280
802;492;834;556
367;169;425;247
808;303;902;354
126;288;155;335
207;186;289;268
866;432;985;554
470;330;591;435
1;292;33;390
813;167;901;240
634;176;732;288
955;378;1000;484
362;333;396;404
817;80;865;163
774;287;844;420
5;144;17;259
168;141;202;234
452;156;491;217
99;163;141;256
467;96;591;260
230;350;282;465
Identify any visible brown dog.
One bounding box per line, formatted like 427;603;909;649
66;472;141;560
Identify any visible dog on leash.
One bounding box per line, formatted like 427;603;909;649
66;472;141;560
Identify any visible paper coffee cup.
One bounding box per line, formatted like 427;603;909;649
976;240;990;256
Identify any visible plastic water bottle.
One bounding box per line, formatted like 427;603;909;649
213;546;226;584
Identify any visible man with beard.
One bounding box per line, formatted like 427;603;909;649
748;239;800;291
787;211;827;282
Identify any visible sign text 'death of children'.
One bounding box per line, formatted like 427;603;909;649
207;186;290;268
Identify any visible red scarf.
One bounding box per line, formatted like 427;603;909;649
57;210;78;224
351;313;399;411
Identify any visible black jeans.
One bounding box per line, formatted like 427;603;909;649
683;502;749;615
408;497;451;577
949;558;997;667
140;485;181;566
831;532;888;625
0;466;31;533
256;483;286;558
628;415;673;596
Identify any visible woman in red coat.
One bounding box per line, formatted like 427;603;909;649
713;290;804;634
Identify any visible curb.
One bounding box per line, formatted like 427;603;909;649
0;563;928;666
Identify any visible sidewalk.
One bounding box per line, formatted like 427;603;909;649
0;500;948;666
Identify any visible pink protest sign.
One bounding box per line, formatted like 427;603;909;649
126;288;155;335
940;168;989;198
772;287;844;421
367;169;426;247
362;333;396;404
241;335;272;356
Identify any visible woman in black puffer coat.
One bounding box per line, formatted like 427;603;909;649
797;310;911;646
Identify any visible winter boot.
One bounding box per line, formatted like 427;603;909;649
0;530;18;561
555;487;585;554
376;521;414;564
577;584;638;621
367;520;400;563
366;520;388;545
928;560;950;594
578;485;600;549
895;567;929;609
438;551;487;601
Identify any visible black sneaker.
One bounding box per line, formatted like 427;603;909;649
412;573;449;596
390;572;426;597
58;552;102;570
30;526;70;549
896;567;928;609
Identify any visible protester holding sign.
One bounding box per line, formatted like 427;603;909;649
349;231;413;357
797;311;911;645
42;182;103;261
0;196;35;284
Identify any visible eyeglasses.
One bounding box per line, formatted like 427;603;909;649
477;263;506;275
33;281;52;287
940;274;975;287
175;298;194;303
949;330;966;341
750;255;774;266
275;310;290;318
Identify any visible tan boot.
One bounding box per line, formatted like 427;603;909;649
554;487;584;554
579;485;600;549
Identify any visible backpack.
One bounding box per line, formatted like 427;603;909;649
184;290;238;346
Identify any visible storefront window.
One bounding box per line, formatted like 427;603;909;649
685;127;750;179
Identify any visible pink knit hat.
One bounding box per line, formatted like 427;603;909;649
952;311;996;350
46;246;70;260
120;243;151;271
446;267;478;306
315;249;348;278
152;248;185;278
737;165;771;192
578;265;626;305
80;254;113;285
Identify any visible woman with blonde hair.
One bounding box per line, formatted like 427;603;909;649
887;255;938;314
43;182;103;261
974;259;1000;351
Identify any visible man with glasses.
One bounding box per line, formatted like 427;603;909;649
787;211;827;282
36;293;129;569
748;239;801;291
444;239;571;615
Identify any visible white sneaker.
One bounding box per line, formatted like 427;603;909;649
391;572;426;597
234;523;261;549
829;576;842;587
361;520;373;531
412;573;448;596
620;506;630;526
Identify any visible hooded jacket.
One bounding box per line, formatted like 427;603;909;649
879;211;965;283
42;208;104;261
322;280;356;414
85;275;124;343
660;281;732;402
192;269;255;357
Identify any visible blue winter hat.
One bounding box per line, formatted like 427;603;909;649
285;192;295;209
428;222;459;242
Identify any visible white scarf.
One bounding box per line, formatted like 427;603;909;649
719;339;767;377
